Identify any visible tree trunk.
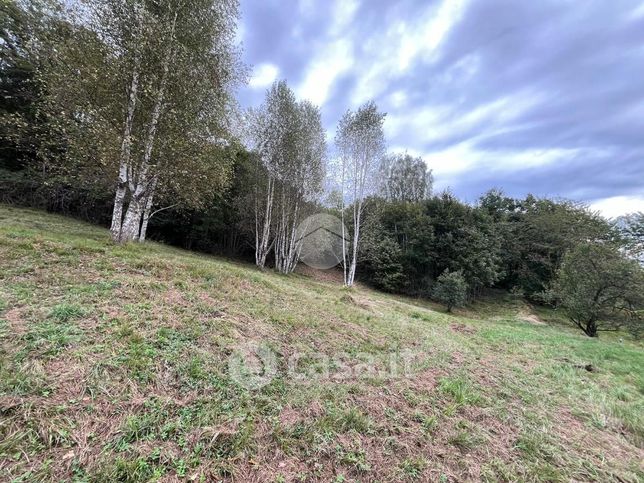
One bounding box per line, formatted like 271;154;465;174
346;200;362;286
138;188;155;242
120;191;145;242
110;54;141;242
584;320;598;337
275;191;301;274
116;11;176;244
341;204;348;285
256;176;274;268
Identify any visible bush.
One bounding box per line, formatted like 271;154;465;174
432;270;468;312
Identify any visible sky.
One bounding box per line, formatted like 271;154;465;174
236;0;644;218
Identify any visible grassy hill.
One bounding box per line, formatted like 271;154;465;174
0;205;642;482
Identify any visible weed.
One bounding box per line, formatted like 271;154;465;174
399;456;427;479
49;303;85;322
438;376;481;406
336;445;370;473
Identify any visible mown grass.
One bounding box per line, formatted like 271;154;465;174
0;204;643;482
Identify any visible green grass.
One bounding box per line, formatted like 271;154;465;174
0;204;643;482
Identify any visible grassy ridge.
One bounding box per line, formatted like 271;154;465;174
0;205;642;482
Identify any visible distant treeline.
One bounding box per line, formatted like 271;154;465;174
0;157;631;301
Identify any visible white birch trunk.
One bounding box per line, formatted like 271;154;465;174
121;197;144;242
110;54;140;242
340;152;349;285
347;200;362;286
138;179;156;242
118;13;175;243
256;176;274;267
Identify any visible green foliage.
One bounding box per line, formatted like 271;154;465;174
398;456;427;479
425;192;502;291
359;206;404;291
481;191;615;299
549;242;643;337
372;200;434;294
380;152;433;202
432;270;469;312
359;193;502;296
0;0;68;173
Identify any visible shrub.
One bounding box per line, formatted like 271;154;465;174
432;270;468;312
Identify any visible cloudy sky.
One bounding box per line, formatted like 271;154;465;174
236;0;644;217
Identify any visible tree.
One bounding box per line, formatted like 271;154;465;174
335;101;386;286
248;81;294;269
425;192;503;292
1;0;42;171
550;242;643;337
0;0;81;175
380;152;433;202
432;270;468;312
40;0;245;243
273;100;325;274
480;192;615;299
358;203;404;291
380;201;435;294
247;81;325;272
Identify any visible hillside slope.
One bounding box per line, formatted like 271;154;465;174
1;205;642;482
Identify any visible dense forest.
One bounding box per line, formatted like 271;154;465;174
1;0;642;337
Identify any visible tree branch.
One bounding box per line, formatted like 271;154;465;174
149;203;179;219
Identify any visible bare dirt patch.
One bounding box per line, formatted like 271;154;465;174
295;265;345;284
518;306;547;325
279;406;304;428
3;307;28;336
450;322;477;335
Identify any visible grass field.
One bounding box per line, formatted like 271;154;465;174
0;205;642;482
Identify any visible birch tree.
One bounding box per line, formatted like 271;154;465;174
248;81;295;268
247;81;325;271
273;100;325;274
42;0;244;243
116;0;244;243
335;101;386;286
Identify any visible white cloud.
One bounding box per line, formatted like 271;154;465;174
249;63;279;89
296;39;353;106
426;143;578;177
628;3;644;20
351;0;470;104
295;0;358;106
388;90;408;109
398;0;470;70
384;89;543;148
388;139;587;202
590;195;644;218
329;0;360;35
